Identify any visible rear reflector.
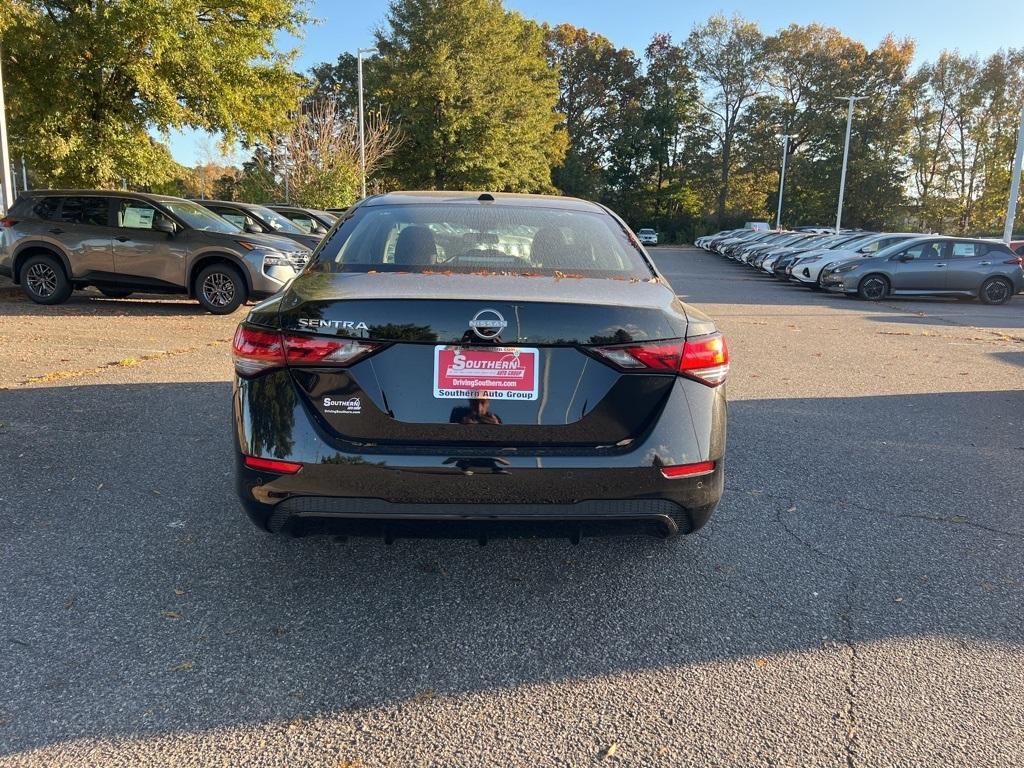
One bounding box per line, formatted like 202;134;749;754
243;455;302;474
660;460;716;479
232;324;380;376
591;332;729;386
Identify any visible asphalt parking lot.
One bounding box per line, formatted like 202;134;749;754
1;246;1022;767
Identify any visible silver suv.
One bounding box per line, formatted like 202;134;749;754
0;191;311;313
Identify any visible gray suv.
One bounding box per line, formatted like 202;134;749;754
0;191;311;313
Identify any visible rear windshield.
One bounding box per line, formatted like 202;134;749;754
249;205;305;234
309;203;655;279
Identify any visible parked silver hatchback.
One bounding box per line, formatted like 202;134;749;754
0;191;311;313
820;236;1024;304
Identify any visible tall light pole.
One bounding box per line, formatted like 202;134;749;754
835;95;868;233
1002;103;1024;245
775;134;793;230
0;46;14;215
357;46;379;199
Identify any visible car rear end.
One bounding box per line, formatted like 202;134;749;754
231;194;727;540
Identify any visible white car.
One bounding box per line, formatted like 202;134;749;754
637;228;658;246
789;233;923;287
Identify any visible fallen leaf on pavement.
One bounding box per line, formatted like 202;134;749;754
599;743;619;760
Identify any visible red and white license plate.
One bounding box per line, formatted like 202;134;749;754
433;346;539;400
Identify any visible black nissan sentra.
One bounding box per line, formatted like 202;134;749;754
231;192;728;540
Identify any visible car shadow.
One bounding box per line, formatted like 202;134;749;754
0;381;1021;756
0;292;250;318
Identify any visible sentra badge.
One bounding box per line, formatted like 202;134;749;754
298;318;369;332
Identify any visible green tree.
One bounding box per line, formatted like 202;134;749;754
374;0;565;191
686;14;768;224
308;52;360;120
1;0;308;188
737;25;915;229
543;23;637;199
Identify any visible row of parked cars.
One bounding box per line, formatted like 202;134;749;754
694;227;1024;305
0;190;340;313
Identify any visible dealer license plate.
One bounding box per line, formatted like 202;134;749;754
433;346;539;400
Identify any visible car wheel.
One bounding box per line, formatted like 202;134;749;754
979;277;1013;305
21;254;73;305
195;263;247;314
857;274;889;301
98;288;134;299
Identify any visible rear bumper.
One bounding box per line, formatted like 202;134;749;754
233;371;727;539
237;459;724;537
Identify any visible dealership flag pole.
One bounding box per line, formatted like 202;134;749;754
835;95;867;234
357;47;379;200
0;46;14;214
776;134;791;230
1003;103;1024;244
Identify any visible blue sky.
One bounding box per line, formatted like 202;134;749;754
168;0;1024;165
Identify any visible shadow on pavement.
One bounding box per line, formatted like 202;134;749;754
0;293;248;319
0;381;1021;755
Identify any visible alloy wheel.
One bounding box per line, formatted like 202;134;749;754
202;272;235;307
861;276;887;300
983;279;1010;304
25;263;58;298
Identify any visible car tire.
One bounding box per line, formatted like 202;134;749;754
21;254;73;305
857;274;889;301
98;288;134;299
195;263;247;314
979;277;1013;305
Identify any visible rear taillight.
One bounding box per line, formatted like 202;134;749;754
591;332;729;386
0;217;17;229
232;325;380;377
1005;257;1024;266
232;326;285;376
679;334;730;386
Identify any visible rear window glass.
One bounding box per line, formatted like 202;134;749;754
310;204;654;279
32;197;62;220
58;197;110;226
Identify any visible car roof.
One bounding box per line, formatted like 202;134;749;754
359;191;605;213
195;199;259;208
21;189;191;204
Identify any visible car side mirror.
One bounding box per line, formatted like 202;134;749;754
153;217;176;235
244;221;265;234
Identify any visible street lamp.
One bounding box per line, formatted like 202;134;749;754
775;134;793;230
834;95;868;233
1002;103;1024;245
357;46;379;199
0;45;14;214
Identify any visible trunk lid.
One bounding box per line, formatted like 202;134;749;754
274;273;689;450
